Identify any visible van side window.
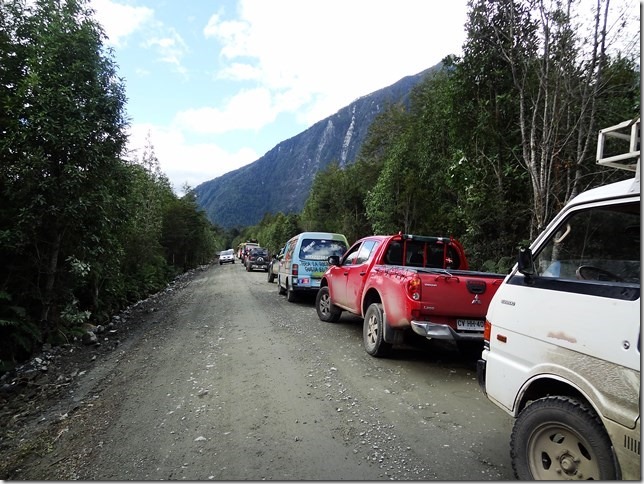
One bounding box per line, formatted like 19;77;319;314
299;238;348;261
535;202;640;284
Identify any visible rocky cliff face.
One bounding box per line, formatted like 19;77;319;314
194;64;440;228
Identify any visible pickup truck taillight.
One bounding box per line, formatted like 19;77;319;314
292;263;298;276
407;275;422;300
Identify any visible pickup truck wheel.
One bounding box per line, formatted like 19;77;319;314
511;396;617;480
315;287;341;322
277;276;286;295
363;303;392;357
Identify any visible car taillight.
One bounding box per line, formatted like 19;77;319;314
483;319;491;342
407;275;421;301
292;264;298;276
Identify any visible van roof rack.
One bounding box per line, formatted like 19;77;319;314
596;118;640;174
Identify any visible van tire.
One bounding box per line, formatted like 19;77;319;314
511;396;617;480
286;282;297;302
363;303;392;357
316;287;341;322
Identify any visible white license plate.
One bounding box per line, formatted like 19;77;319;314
456;319;484;331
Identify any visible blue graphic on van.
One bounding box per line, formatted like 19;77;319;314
300;260;330;277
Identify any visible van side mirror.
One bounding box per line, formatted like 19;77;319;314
517;247;535;276
328;255;340;266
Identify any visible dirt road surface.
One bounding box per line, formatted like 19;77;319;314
1;262;514;480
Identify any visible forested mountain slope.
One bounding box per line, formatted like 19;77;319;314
193;64;441;228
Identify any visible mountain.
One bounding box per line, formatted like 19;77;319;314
193;63;441;228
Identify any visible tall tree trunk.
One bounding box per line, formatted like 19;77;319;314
40;231;62;336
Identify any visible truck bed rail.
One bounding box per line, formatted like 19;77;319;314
596;118;640;174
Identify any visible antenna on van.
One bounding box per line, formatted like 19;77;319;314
596;118;640;178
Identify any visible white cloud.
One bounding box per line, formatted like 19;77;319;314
90;0;153;47
143;28;189;74
127;124;257;193
203;0;468;126
174;88;276;134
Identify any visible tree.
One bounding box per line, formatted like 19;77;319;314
161;192;218;271
0;0;129;342
475;0;640;236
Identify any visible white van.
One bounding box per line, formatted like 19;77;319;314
276;232;349;302
477;118;640;480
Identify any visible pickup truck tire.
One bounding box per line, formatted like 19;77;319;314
363;303;392;357
511;396;617;480
267;267;275;283
277;276;286;295
315;287;341;322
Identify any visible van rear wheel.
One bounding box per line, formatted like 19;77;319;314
511;396;617;480
286;282;297;302
277;276;286;295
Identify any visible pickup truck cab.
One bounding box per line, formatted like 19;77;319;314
477;118;641;480
317;233;504;357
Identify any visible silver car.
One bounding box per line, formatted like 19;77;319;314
219;249;235;265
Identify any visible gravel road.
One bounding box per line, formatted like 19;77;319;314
1;262;515;480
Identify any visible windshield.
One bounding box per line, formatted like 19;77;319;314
222;249;234;255
298;238;347;261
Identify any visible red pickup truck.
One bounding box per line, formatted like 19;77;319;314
316;233;505;357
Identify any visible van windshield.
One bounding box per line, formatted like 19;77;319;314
299;239;347;261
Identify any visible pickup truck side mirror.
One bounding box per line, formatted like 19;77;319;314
328;255;340;266
517;247;535;276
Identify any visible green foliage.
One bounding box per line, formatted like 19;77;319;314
0;292;40;371
0;0;222;371
161;192;218;271
254;212;302;254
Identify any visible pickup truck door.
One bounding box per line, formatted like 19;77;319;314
335;240;380;311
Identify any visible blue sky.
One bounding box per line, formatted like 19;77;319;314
89;0;640;194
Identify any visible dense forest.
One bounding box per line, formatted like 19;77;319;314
0;0;639;371
0;0;224;370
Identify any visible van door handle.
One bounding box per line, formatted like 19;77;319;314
359;272;366;276
343;272;349;276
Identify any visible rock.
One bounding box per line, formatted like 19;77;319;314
82;331;98;346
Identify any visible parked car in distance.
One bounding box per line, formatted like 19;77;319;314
219;249;235;265
267;246;285;283
276;232;349;302
246;247;270;272
238;241;259;263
